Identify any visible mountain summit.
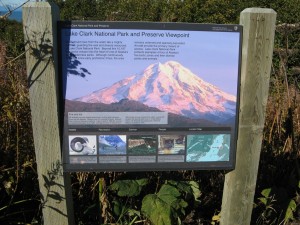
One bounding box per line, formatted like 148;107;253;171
75;61;237;123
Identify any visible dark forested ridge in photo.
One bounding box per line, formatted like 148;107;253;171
0;0;299;224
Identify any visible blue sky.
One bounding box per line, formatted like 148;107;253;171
1;0;28;5
61;27;242;100
0;0;32;9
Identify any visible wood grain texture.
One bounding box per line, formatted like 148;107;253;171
220;8;277;225
23;2;72;225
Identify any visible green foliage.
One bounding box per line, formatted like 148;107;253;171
0;20;24;57
112;199;140;224
108;179;201;225
255;186;299;224
142;184;186;225
285;199;297;223
0;44;39;224
56;0;98;20
167;180;201;204
109;178;148;197
211;211;221;225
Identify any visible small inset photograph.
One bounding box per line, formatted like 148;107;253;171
98;135;126;155
69;135;97;155
127;135;157;155
186;134;230;162
158;135;185;155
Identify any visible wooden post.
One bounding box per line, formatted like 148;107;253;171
23;2;74;225
220;8;276;225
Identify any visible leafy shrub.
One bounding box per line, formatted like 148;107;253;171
107;178;201;225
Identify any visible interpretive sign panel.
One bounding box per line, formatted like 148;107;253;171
58;21;242;171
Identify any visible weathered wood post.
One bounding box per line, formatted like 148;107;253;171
221;8;276;225
23;2;74;225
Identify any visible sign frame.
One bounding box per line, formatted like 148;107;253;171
58;21;243;171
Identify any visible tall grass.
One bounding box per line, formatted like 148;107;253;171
0;38;41;224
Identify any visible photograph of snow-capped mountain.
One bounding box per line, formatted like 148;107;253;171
74;61;236;124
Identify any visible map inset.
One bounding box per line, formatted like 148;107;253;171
186;134;230;161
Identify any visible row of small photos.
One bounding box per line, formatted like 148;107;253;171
68;134;230;164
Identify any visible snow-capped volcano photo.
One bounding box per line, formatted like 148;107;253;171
74;61;237;124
